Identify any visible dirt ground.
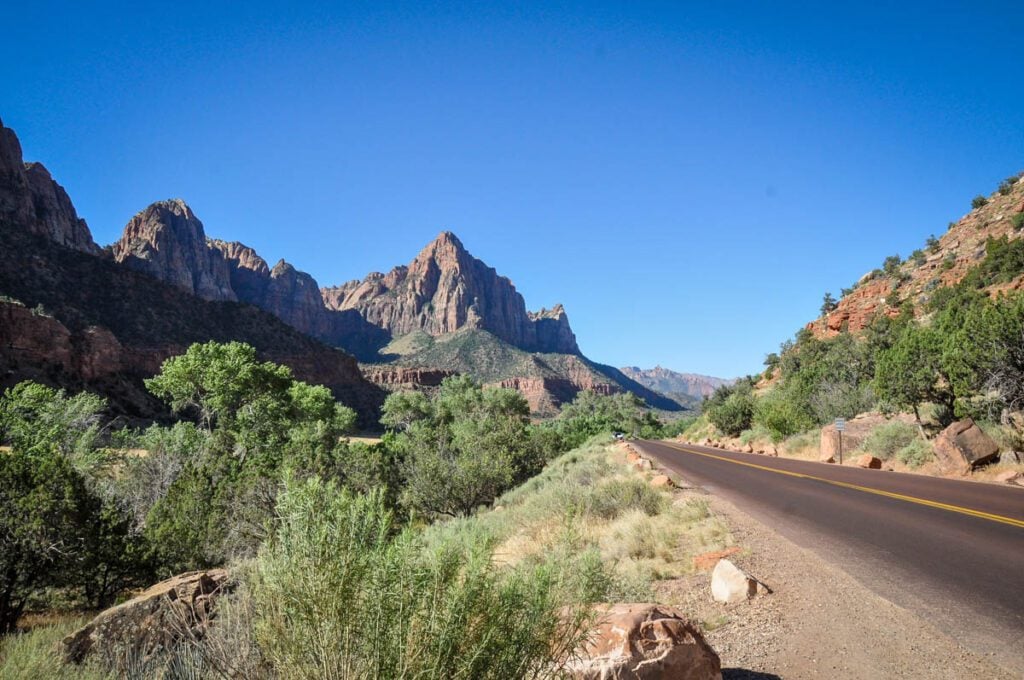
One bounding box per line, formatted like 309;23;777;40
653;480;1018;680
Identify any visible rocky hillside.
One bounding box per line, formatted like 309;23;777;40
620;366;733;407
111;199;388;360
322;231;579;354
0;117;384;423
376;328;680;415
807;173;1024;337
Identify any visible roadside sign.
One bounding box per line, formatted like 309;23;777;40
835;418;846;432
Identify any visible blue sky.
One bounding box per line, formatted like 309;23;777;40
3;2;1023;378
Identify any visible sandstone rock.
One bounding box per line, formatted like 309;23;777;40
743;443;754;453
692;547;740;572
322;232;580;354
819;451;836;464
0;118;100;254
650;474;674;488
62;569;233;666
112;200;237;302
626;451;641;464
933;418;1000;474
566;603;722;680
711;559;762;604
855;454;882;469
634;458;653;471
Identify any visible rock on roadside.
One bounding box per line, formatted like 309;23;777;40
711;559;767;604
933;418;1000;474
566;603;722;680
62;569;233;666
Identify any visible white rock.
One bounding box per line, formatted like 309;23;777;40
711;559;758;604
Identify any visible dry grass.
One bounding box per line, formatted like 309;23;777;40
439;436;735;598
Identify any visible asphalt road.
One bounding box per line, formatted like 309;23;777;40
635;439;1024;674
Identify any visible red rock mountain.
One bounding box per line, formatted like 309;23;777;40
323;231;580;354
0;118;383;423
619;366;733;406
0;117;100;255
805;174;1024;338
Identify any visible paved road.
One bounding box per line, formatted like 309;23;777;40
635;439;1024;674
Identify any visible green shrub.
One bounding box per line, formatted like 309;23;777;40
972;195;988;209
583;478;666;519
252;475;592;679
926;234;940;253
753;393;814;443
895;439;933;468
860;421;919;460
704;384;755;436
1013;213;1024;231
998;175;1019;195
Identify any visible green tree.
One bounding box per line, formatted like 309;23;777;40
874;325;951;422
820;292;838;315
704;382;755;436
0;382;106;462
971;195;988;209
0;450;103;632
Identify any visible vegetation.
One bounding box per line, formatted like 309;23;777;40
820;291;838;315
972;195;988;209
0;334;699;677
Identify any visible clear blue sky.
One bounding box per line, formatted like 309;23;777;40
3;2;1023;378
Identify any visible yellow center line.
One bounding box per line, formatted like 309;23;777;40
651;441;1024;530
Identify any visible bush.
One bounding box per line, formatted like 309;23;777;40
753;392;815;442
704;383;755;436
0;381;106;464
252;475;592;679
584;478;666;520
998;175;1018;195
895;439;933;468
972;195;988;209
860;421;919;460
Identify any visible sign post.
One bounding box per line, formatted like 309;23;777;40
835;418;846;465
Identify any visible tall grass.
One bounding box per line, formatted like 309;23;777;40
251;476;593;679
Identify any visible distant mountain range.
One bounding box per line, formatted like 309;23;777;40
0;115;686;418
619;366;733;408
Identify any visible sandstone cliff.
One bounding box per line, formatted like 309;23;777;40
0;117;100;255
322;232;580;355
0;120;383;423
806;174;1024;337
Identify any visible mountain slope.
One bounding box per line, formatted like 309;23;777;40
807;173;1024;337
619;366;733;407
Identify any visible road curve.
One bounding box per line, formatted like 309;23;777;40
635;439;1024;674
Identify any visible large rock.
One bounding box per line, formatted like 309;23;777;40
933;418;1000;474
62;569;233;666
566;603;722;680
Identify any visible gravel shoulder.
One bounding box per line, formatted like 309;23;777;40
654;477;1018;679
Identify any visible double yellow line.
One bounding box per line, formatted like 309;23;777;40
655;441;1024;530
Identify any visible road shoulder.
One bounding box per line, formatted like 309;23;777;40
647;452;1017;679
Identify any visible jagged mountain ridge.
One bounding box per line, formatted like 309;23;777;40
619;366;733;407
321;231;579;355
111;207;577;359
0;117;384;423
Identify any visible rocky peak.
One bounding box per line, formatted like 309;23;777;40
112;199;237;301
209;238;269;276
0;117;100;255
322;232;580;354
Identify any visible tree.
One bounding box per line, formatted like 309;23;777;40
0;450;100;632
971;195;988;209
874;325;950;422
393;377;541;518
146;341;354;467
882;255;903;277
926;234;940;253
820;292;838;316
0;382;106;462
703;382;755;436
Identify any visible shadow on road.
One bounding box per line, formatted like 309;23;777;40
723;669;782;680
